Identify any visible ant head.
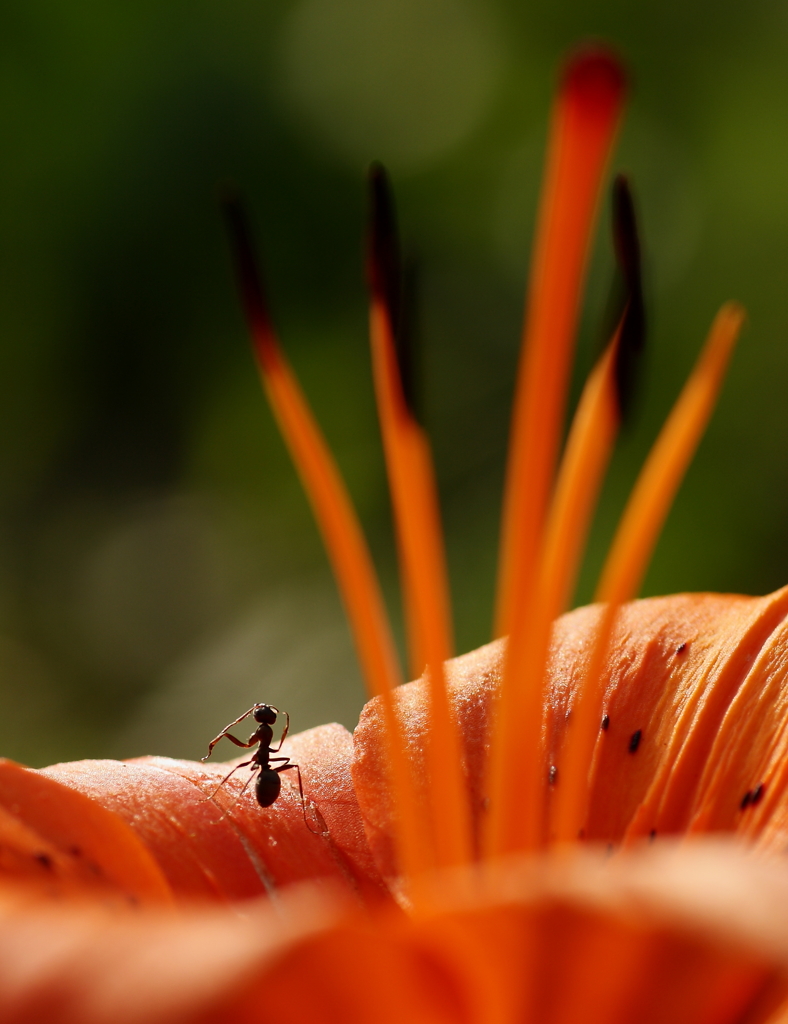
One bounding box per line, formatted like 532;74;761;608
253;705;277;725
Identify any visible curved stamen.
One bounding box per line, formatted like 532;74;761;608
486;47;627;858
367;165;472;869
222;192;430;888
553;302;745;844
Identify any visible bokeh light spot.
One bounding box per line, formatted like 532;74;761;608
279;0;504;171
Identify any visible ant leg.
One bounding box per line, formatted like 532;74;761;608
202;731;258;762
202;703;268;760
270;709;290;753
234;765;259;802
207;763;261;822
204;757;253;794
277;762;328;836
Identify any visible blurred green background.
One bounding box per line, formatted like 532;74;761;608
2;0;788;766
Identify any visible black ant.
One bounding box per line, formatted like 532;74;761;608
201;703;326;835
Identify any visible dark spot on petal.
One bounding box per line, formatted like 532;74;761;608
34;853;53;871
628;729;642;753
741;790;753;810
601;714;610;731
69;846;82;857
676;642;687;655
548;765;558;786
752;783;765;806
649;829;656;842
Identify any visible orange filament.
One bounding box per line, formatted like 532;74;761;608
224;200;430;887
535;334;622;819
484;330;622;856
552;302;746;843
538;334;622;652
485;47;626;859
369;296;472;869
595;302;745;604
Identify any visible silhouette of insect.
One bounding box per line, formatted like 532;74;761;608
201;703;325;834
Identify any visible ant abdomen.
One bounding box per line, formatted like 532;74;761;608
255;768;282;808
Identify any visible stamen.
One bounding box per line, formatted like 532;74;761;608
553;302;745;843
521;180;644;845
367;168;422;678
367;165;472;868
540;339;621;671
485;47;626;858
222;192;430;886
515;178;643;846
493;47;627;640
597;302;744;603
538;176;645;697
485;328;622;856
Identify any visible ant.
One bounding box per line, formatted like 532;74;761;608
201;703;326;835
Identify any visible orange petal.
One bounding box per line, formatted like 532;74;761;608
42;724;389;905
575;589;788;844
354;639;504;879
262;843;786;1024
0;881;347;1024
0;842;783;1024
0;759;172;905
353;589;788;870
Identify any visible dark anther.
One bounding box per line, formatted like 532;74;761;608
628;728;642;753
548;765;558;786
741;790;753;810
220;187;271;338
752;783;765;806
367;163;419;419
367;163;401;329
609;174;645;422
676;642;687;655
601;713;610;731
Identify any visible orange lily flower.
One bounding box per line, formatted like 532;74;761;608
2;44;788;1024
